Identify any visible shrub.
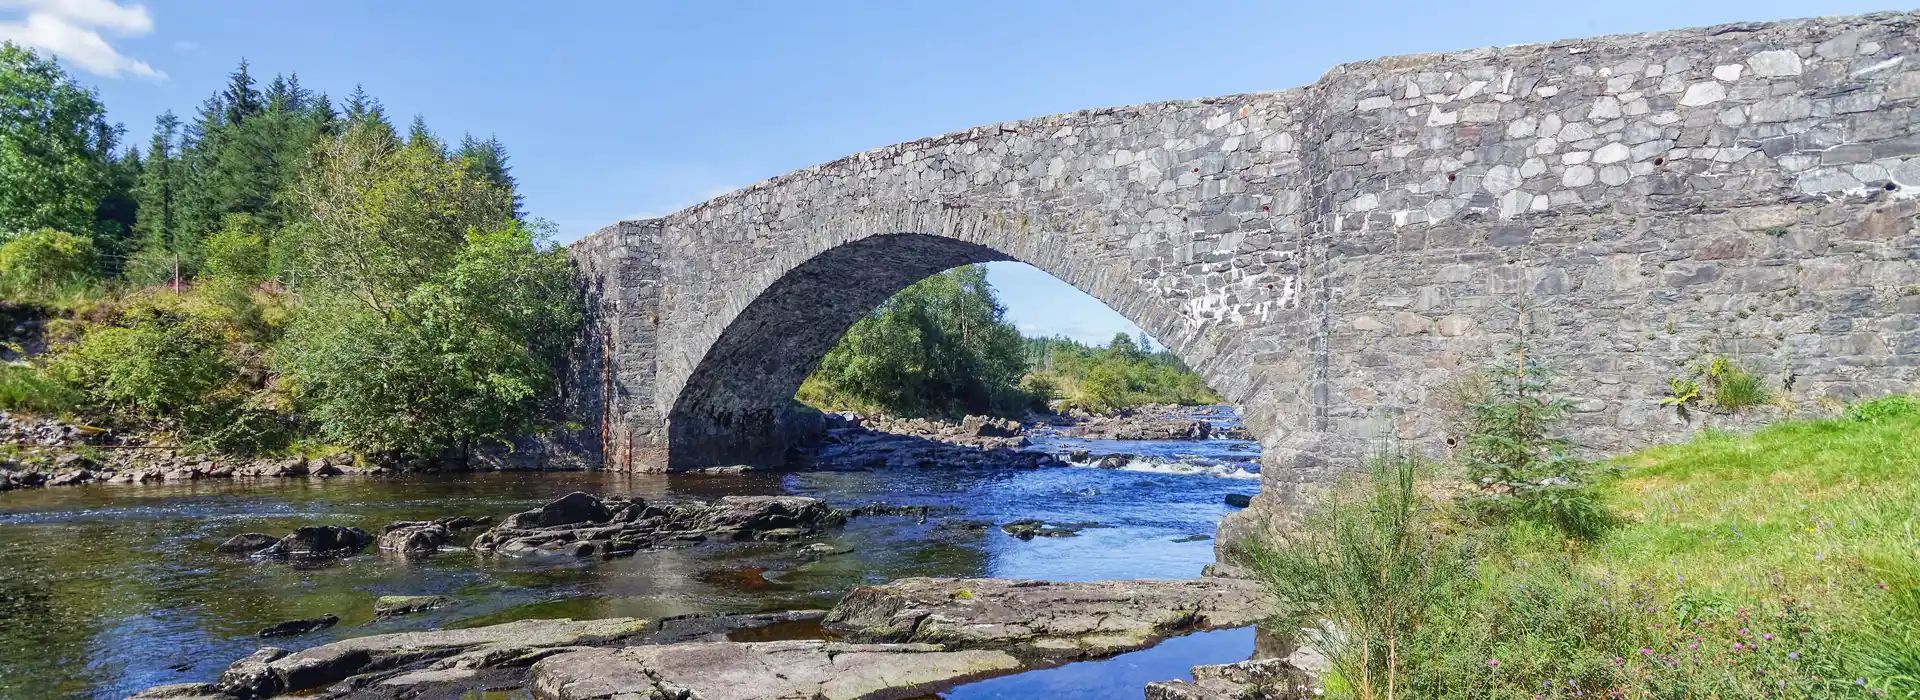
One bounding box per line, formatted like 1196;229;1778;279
1243;451;1461;700
201;214;270;286
0;228;96;296
0;362;82;415
49;309;236;419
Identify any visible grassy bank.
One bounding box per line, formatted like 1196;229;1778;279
1249;397;1919;699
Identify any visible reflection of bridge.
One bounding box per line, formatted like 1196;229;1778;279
568;12;1920;543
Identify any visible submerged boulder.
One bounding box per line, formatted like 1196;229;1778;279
215;533;280;555
373;595;451;618
257;614;338;638
999;519;1103;540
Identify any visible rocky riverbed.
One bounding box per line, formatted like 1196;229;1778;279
129;576;1280;700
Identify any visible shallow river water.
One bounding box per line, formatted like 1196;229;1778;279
0;410;1264;699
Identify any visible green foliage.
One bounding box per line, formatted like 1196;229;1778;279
803;265;1033;418
1457;301;1614;541
49;308;234;418
277;133;579;456
1021;333;1221;412
1659;375;1701;417
1244;408;1919;699
0;362;81;414
0;228;95;297
0;43;119;243
1243;451;1461;700
1845;394;1918;424
201;213;270;285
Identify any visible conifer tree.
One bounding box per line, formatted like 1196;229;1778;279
456;134;522;218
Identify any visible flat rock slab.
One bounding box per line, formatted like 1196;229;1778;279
531;641;1023;700
214;617;654;698
822;577;1272;659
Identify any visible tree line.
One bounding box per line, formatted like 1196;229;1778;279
796;265;1221;419
0;43;578;460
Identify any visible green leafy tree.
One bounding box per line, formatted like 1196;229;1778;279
278;120;575;455
0;42;119;242
50;309;236;420
803;265;1031;417
279;223;581;455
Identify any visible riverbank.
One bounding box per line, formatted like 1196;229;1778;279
1;404;1256;491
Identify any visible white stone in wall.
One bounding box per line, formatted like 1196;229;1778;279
1748;49;1805;77
1679;81;1728;106
1563;165;1596;187
1483;164;1523;194
1890;159;1920;187
1712;64;1744;81
1356;95;1393;111
1593;143;1631;164
1563;151;1591;165
1591;96;1623;119
1796;168;1864;195
1427;106;1458;126
1599;165;1630;186
1507;116;1538;138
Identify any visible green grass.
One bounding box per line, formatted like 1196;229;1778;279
1597;411;1919;602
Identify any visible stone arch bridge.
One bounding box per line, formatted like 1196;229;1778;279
568;11;1919;540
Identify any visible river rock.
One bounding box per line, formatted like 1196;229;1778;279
1065;406;1217;441
501;491;610;529
214;647;289;697
378;521;451;554
45;468;91;486
209;616;654;698
258;614;339;638
530;641;1024;700
823;577;1273;659
471;493;848;558
255;526;371;559
961;414;1023;437
1000;519;1102;539
215;533;280;555
373;595;451;618
125;683;230;700
1143;654;1325;700
1224;493;1254;508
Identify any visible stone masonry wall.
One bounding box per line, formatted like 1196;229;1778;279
569;11;1919;544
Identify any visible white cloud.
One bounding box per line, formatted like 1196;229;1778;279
171;39;192;51
0;0;161;79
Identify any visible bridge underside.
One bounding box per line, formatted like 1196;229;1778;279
665;234;1012;469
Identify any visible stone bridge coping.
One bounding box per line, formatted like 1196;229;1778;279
569;8;1918;251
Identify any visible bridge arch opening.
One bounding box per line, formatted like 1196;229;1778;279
662;232;1237;470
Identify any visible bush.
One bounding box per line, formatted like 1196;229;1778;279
201;214;270;286
49;308;236;419
0;363;82;415
0;228;96;297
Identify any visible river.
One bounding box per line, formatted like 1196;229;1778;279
0;408;1263;699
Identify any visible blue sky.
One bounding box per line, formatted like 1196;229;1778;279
4;0;1903;345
